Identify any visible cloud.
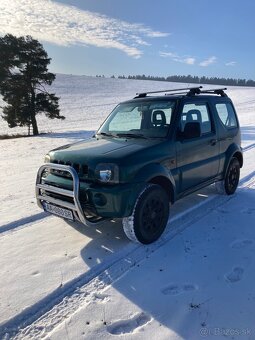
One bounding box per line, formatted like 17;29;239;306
225;61;237;66
181;57;196;65
159;51;177;58
0;0;169;59
159;51;196;65
145;31;169;38
199;56;217;67
160;51;218;67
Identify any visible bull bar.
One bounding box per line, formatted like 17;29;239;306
35;163;87;224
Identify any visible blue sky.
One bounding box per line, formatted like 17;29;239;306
0;0;254;79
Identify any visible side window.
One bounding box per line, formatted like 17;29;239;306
181;103;212;135
215;103;238;128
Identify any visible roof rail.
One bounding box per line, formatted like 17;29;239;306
200;88;228;97
135;86;203;98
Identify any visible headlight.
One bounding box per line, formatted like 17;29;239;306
44;154;51;163
95;163;119;184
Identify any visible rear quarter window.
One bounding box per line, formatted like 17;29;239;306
181;103;212;134
215;102;238;128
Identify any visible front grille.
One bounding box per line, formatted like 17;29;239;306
50;160;88;178
44;190;74;204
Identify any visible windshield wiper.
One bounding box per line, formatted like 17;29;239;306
116;133;147;139
97;132;147;139
97;132;116;138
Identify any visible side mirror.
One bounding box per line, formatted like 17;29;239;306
183;122;201;139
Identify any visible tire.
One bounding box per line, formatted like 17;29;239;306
122;184;170;244
215;157;240;195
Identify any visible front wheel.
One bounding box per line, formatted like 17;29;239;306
215;157;240;195
122;184;170;244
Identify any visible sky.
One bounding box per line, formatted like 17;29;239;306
0;0;254;79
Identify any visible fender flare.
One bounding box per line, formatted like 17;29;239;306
133;163;176;203
223;144;243;176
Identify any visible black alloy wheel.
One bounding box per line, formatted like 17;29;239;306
133;184;169;244
224;157;240;195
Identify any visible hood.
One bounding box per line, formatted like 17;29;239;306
49;136;160;165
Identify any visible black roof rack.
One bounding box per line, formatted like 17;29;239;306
200;88;228;97
135;86;202;98
134;86;228;98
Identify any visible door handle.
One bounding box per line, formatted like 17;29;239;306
209;139;217;146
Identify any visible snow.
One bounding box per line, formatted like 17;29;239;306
0;75;255;339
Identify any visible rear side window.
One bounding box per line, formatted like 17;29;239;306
215;103;238;128
181;103;212;135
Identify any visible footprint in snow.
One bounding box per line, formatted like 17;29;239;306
91;292;109;303
161;283;197;296
225;267;244;283
107;312;151;335
231;239;253;249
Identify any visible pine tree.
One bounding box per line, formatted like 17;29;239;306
0;34;64;135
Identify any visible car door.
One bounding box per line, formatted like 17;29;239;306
176;101;220;193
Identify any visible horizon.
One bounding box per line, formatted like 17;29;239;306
0;0;254;79
53;73;255;86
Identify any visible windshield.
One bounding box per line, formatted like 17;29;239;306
97;100;176;138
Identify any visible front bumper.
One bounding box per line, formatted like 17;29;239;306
35;163;144;225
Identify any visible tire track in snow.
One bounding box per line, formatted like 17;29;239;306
2;170;255;340
1;140;255;237
242;142;255;152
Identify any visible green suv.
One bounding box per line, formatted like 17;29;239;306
36;86;243;244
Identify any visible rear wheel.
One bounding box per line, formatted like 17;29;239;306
122;184;169;244
215;157;240;195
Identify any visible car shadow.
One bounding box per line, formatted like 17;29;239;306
62;185;221;336
73;184;255;338
67;218;130;268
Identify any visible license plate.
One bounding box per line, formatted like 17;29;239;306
43;202;74;221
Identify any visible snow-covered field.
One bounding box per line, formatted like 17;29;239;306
0;75;255;339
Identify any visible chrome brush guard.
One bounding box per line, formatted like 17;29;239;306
36;163;86;224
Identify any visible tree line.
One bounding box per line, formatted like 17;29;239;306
115;74;255;87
